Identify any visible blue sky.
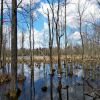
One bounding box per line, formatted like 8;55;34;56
0;0;100;48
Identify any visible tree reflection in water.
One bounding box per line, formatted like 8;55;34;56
50;74;53;100
30;66;35;100
0;63;100;100
58;76;62;100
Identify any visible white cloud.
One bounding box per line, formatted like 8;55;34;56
0;0;40;13
38;0;100;28
69;31;81;41
17;26;49;49
19;0;40;7
37;2;52;18
68;31;81;45
1;0;100;49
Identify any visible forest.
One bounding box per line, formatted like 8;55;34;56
0;0;100;100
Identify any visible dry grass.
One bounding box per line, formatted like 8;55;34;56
5;55;100;63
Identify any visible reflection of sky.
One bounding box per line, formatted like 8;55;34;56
1;63;100;100
18;63;84;99
73;69;83;77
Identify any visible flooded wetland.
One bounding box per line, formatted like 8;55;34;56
0;61;100;100
0;0;100;100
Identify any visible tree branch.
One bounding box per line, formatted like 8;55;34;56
17;0;23;7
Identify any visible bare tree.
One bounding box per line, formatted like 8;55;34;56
29;0;32;67
47;8;54;74
64;0;68;77
2;32;7;68
55;0;64;75
76;1;89;100
11;0;17;91
29;0;35;99
64;0;67;61
0;0;3;67
21;31;24;75
47;0;64;75
77;0;88;60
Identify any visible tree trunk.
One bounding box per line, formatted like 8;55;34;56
11;0;17;91
56;0;61;75
65;0;67;62
22;32;24;75
2;39;6;69
47;10;53;74
80;17;84;60
0;0;3;67
56;23;61;74
29;0;32;67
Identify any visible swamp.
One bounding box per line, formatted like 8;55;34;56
0;0;100;100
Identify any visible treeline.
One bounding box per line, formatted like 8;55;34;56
5;43;100;57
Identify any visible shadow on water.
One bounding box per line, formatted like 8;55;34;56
0;62;100;100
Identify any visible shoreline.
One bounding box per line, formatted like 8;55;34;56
5;55;100;63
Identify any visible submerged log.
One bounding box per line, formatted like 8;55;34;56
41;86;48;92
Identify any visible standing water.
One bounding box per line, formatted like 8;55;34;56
0;62;100;100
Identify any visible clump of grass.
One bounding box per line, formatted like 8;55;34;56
5;88;21;99
0;74;11;85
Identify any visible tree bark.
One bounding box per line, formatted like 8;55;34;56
22;32;24;75
80;17;84;60
0;0;3;67
56;0;61;75
11;0;17;91
47;10;53;74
